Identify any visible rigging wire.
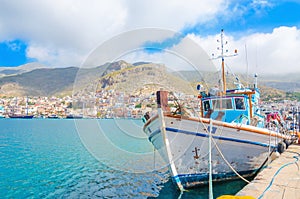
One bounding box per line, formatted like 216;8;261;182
200;118;250;184
258;152;300;199
211;137;251;184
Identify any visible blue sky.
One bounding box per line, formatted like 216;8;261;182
144;0;300;51
0;0;300;74
0;40;36;66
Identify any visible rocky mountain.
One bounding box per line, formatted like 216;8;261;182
0;60;198;97
0;61;299;102
0;61;155;96
0;62;48;77
0;67;79;96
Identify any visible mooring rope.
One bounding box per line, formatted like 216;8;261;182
153;145;156;170
258;152;300;199
212;137;251;184
208;118;214;199
201;118;250;184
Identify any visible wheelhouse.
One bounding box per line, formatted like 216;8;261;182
202;95;249;123
200;88;264;127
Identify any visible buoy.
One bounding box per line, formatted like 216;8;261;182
270;151;280;160
277;142;286;154
283;140;288;149
284;139;292;149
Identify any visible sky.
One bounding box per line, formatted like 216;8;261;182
0;0;300;75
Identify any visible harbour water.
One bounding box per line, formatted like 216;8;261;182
0;119;246;198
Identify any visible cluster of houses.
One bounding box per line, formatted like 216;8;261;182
0;96;72;118
0;89;299;131
0;89;159;118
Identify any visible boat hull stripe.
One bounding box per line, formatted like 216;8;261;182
162;127;275;148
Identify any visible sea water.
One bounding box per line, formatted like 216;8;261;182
0;119;246;198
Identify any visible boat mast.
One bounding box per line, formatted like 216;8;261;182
212;29;238;94
220;29;226;94
26;96;29;116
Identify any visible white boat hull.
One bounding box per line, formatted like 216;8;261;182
144;113;285;189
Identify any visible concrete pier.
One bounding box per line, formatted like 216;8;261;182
236;144;300;199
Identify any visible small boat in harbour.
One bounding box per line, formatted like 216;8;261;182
66;114;83;119
8;114;34;119
143;30;296;190
47;114;59;119
8;96;34;119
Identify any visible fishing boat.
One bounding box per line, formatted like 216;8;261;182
8;114;34;119
143;30;296;190
47;114;59;119
66;114;83;119
8;97;34;119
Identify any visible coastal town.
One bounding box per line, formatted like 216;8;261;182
0;88;299;127
0;87;199;119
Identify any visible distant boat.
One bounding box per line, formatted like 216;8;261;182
47;114;59;119
143;30;296;190
9;96;34;119
8;114;34;119
66;114;83;119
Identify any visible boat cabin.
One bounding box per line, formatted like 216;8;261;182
200;87;264;127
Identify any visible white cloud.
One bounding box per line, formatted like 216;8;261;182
26;43;86;66
251;0;273;9
0;0;225;67
6;41;22;51
0;0;127;66
188;26;300;75
124;0;224;30
84;28;215;73
0;0;299;76
236;26;300;75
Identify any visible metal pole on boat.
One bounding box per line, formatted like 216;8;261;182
212;29;237;94
26;96;29;116
296;106;298;133
208;118;213;199
220;29;226;94
297;106;300;132
267;130;271;166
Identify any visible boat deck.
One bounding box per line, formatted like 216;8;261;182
236;144;300;199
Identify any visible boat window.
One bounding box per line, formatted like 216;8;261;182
212;98;233;110
235;98;245;110
203;100;210;111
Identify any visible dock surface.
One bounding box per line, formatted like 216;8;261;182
236;144;300;199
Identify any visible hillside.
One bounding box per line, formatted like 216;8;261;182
0;62;48;77
0;61;152;96
0;67;79;96
98;64;195;95
260;73;300;92
171;70;299;101
0;61;299;102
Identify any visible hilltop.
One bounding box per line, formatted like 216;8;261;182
0;61;299;102
0;61;196;97
0;62;48;77
0;61;129;96
0;67;79;96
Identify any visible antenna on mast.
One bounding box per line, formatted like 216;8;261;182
254;73;258;88
211;29;238;94
245;43;249;88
